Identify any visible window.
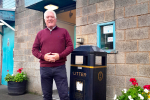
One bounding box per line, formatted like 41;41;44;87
3;0;15;9
97;21;116;53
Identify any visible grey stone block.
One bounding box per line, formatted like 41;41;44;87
88;0;107;5
116;30;124;41
35;26;43;34
116;17;137;29
82;24;97;34
139;65;150;77
34;11;43;20
15;18;21;25
16;0;24;7
14;62;24;68
82;4;96;16
125;3;148;17
18;11;25;19
87;33;97;44
137;0;149;3
139;40;150;51
88;12;104;24
14;50;18;56
76;35;87;45
24;9;34;17
28;28;36;35
76;26;81;35
21;43;27;49
97;0;114;12
107;75;126;87
105;10;115;22
32;20;42;29
17;36;25;43
25;23;32;30
17;49;24;55
115;7;124;19
106;86;115;98
24;35;32;42
18;30;27;36
76;16;87;26
28;42;34;49
76;8;81;17
14;43;21;50
138;14;150;27
126;27;149;40
115;0;136;8
14;56;25;61
23;62;32;69
107;64;116;75
107;54;115;63
116;41;137;52
76;0;87;8
28;55;35;62
31;62;40;69
116;64;137;76
116;52;125;63
16;5;26;13
126;52;149;64
24;48;32;55
30;35;36;42
18;24;25;31
29;15;36;22
33;69;40;77
88;14;98;24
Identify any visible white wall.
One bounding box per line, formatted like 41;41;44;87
52;19;75;90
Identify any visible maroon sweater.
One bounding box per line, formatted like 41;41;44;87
32;26;73;67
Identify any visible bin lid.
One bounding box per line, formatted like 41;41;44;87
72;45;107;55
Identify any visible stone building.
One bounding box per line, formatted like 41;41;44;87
0;0;150;100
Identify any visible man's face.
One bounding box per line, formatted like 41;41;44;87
45;11;57;29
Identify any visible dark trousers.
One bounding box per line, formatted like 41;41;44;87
40;64;69;100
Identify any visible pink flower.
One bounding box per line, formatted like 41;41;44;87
143;85;150;90
130;78;137;83
7;70;9;72
17;68;23;73
132;82;138;86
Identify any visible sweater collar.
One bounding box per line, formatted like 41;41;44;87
46;25;57;31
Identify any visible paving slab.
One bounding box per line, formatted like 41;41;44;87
0;85;60;100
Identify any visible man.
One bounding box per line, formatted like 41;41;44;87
32;10;73;100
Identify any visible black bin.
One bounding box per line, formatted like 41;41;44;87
69;45;107;100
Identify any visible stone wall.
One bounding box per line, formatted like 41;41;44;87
14;0;44;94
76;0;150;100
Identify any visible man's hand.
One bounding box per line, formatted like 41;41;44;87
51;53;60;61
44;53;59;62
44;52;55;62
44;52;51;61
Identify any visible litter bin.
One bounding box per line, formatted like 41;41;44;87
69;45;107;100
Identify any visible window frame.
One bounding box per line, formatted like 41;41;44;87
97;21;116;53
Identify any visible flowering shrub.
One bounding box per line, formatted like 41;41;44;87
5;68;28;82
114;78;150;100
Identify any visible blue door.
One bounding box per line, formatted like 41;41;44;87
1;22;15;85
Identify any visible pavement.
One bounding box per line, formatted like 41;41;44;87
0;85;60;100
